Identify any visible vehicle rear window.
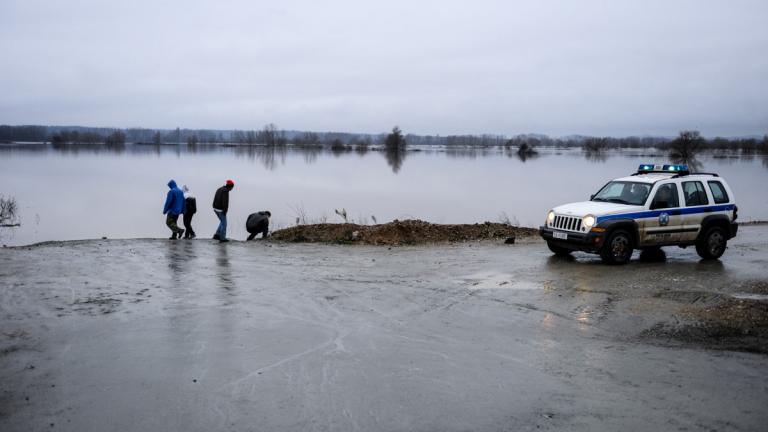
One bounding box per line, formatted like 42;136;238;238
682;181;709;206
708;181;729;204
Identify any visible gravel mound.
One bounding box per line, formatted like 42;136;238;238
269;219;538;245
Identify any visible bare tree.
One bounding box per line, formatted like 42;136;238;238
0;196;19;226
668;130;705;161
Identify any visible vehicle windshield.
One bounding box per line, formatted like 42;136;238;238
592;181;651;206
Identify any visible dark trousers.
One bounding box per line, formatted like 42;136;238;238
166;214;182;234
247;228;268;241
183;213;195;238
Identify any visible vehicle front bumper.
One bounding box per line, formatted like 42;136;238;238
539;226;606;253
729;222;738;239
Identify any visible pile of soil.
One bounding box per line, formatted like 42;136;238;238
269;219;538;245
641;283;768;354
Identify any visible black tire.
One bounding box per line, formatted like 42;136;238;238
696;226;727;260
600;230;633;265
547;241;572;256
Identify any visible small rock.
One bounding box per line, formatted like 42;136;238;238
504;236;516;244
101;236;107;240
192;379;197;383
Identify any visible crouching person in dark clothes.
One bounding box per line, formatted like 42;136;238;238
163;179;186;239
246;211;271;240
182;185;197;239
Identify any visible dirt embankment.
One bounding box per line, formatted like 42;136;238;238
640;280;768;354
269;219;538;245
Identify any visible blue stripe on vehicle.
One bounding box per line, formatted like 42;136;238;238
596;204;734;223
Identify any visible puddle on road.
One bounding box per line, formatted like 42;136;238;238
731;293;768;301
459;272;540;290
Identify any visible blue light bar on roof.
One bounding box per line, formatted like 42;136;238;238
637;163;690;174
662;164;688;172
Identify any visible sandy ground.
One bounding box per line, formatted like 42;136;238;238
1;227;767;431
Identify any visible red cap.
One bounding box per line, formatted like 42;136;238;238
226;179;234;186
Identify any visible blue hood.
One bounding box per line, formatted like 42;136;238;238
163;180;185;215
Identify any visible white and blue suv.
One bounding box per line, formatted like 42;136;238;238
539;164;739;264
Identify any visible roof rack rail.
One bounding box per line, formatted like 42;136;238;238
671;172;719;178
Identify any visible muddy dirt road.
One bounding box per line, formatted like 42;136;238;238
1;227;767;431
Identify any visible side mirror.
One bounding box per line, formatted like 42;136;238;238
590;194;595;200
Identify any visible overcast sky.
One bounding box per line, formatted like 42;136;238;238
1;0;766;137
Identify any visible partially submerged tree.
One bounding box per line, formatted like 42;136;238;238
668;130;705;161
384;126;407;173
583;137;609;153
0;196;19;226
385;126;406;149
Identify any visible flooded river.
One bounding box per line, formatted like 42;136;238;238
1;143;767;245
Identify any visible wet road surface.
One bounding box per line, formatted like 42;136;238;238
1;227;767;431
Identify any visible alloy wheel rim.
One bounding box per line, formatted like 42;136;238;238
708;232;724;255
612;236;629;259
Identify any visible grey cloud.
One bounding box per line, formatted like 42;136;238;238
1;0;766;136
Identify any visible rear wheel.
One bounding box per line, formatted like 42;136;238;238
547;241;572;256
600;230;633;265
696;226;727;260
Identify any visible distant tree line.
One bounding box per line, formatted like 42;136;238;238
1;124;766;154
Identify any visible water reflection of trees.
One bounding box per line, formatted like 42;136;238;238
9;139;767;173
233;145;288;171
384;145;407;173
583;149;608;163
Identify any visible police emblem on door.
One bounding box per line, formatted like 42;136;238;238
659;212;670;227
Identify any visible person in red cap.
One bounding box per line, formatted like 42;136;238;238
212;179;234;242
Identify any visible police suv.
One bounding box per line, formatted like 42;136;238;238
539;164;738;264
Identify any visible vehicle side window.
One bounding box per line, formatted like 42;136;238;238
650;183;680;209
708;181;730;204
682;181;709;206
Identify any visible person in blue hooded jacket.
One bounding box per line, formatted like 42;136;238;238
163;180;186;239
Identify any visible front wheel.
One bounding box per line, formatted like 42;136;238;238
696;226;727;260
600;230;633;265
547;241;572;256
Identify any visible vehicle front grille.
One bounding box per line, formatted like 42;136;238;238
552;215;582;232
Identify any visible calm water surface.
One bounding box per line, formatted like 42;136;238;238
1;144;766;246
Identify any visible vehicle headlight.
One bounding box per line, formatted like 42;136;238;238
582;215;596;229
547;211;555;225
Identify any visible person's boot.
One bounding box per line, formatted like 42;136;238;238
177;229;184;239
189;232;196;239
169;232;177;240
213;233;220;240
219;238;229;243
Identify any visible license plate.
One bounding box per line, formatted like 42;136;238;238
553;231;568;240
